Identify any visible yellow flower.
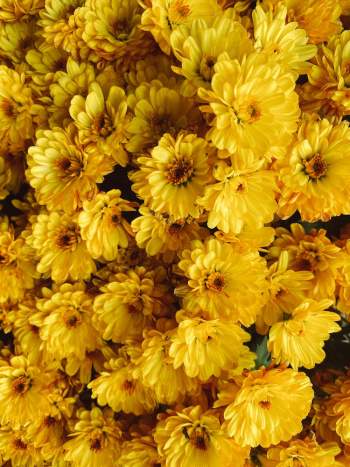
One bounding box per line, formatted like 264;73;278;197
38;0;85;50
198;53;300;157
256;251;314;334
301;31;350;118
267;298;341;369
131;205;209;264
340;0;350;15
0;425;43;467
276;113;350;222
125;81;200;154
130;132;210;219
312;397;342;444
26;124;114;214
93;265;174;343
30;282;103;361
337;240;350;317
324;370;350;446
214;225;275;252
253;4;317;73
170;15;254;96
88;351;157;415
78;189;136;261
154;405;250;467
0;66;42;148
0;355;59;428
48;57;124;128
29;211;97;283
0;19;38;65
0;156;11;200
119;427;163;467
81;0;153;68
70;83;130;166
215;364;314;447
266;224;345;301
63;407;123;467
258;435;342;467
169;317;250;381
0;0;44;21
177;236;268;326
0;143;26;195
0;215;39;304
198;157;278;234
139;0;222;55
133;322;201;405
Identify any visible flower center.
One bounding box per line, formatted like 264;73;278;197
168;0;192;23
120;379;136;393
18;36;33;53
90;437;103;452
273;285;290;301
53;58;66;72
167;160;193;185
105;206;122;226
93;111;113;137
62;308;83;328
166;220;185;234
235;97;262;124
189;428;209;451
13;439;27;451
200;55;217;82
127;300;142;314
55;157;72;172
56;228;78;251
0;253;10;265
258;400;272;410
151;112;173;136
206;272;227;292
113;18;129;35
1;98;17;118
11;376;31;394
44;415;56;426
303;154;327;179
294;253;318;272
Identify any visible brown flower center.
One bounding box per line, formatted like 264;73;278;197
113;18;129;34
93;112;113;137
1;98;17;118
151;112;173;136
105;206;122;226
0;253;10;265
18;36;32;53
90;438;103;452
206;272;227;292
167;160;193;185
200;55;217;81
258;400;271;410
273;286;290;301
166;220;185;235
55;157;72;172
295;253;317;272
169;0;192;22
189;428;209;451
56;228;78;251
53;58;66;72
120;379;136;393
12;376;31;394
303;154;327;179
13;439;27;451
63;308;83;328
44;415;56;426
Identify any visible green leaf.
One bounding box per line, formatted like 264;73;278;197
252;335;271;369
299;220;323;234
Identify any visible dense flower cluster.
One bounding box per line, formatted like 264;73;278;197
1;0;350;465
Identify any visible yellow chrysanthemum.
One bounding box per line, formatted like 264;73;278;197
170;16;254;97
256;251;314;335
93;265;174;343
215;364;314;447
0;155;11;200
0;66;45;148
88;350;157;415
30;282;103;362
130;132;210;219
266;224;345;301
139;0;222;55
253;5;317;73
70;83;130;166
29;211;97;283
0;425;43;467
267;298;341;369
131;205;209;264
38;0;85;50
337;240;350;317
78;189;136;261
26;124;114;214
177;236;268;326
198;157;278;234
258;436;342;467
63;407;123;467
119;427;163;467
324;370;350;446
0;0;44;21
0;355;59;428
0;19;38;65
133;321;201;405
81;0;153;68
198;53;300;157
0;215;39;304
214;225;275;252
276;113;350;222
169;317;250;381
155;405;250;467
0;143;26;195
301;31;350;118
125;81;200;154
312;397;342;443
48;57;124;128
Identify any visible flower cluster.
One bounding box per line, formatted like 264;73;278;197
0;0;350;466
